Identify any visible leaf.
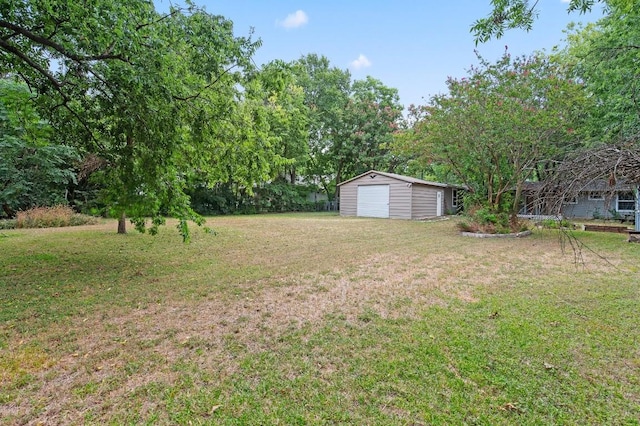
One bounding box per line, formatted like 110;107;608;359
499;402;521;412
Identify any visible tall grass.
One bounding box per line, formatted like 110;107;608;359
15;205;98;229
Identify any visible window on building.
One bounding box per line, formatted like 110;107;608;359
588;192;604;200
617;191;635;211
563;196;578;204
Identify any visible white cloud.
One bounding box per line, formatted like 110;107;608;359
277;10;308;29
560;0;570;3
350;54;372;70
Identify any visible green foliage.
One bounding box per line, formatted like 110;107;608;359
294;54;352;199
459;205;514;234
190;181;325;215
338;76;404;179
608;208;622;221
0;219;16;230
0;1;269;238
592;207;602;220
1;7;406;235
398;51;589;220
0;80;78;217
560;3;640;142
294;55;404;199
471;0;602;43
251;60;309;182
539;218;574;229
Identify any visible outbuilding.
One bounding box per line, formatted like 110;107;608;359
338;170;462;219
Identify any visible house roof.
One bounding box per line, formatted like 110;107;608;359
522;180;636;192
337;170;462;188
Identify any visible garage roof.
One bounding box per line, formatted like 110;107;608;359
337;170;462;188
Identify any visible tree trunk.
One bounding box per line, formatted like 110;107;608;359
512;182;523;218
117;211;126;234
2;204;14;219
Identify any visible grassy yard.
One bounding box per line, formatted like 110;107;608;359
1;213;639;425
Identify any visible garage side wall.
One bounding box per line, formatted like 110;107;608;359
339;174;412;219
389;179;412;219
339;182;358;216
411;185;439;219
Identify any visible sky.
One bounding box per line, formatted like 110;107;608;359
158;0;605;109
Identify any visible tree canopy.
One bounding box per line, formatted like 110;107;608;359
396;51;589;225
0;79;77;217
1;0;268;239
560;2;640;142
293;54;403;200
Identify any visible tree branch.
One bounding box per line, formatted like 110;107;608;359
0;38;64;89
172;63;238;102
135;8;182;31
0;20;130;63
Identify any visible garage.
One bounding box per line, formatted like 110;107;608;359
356;185;389;218
338;170;459;220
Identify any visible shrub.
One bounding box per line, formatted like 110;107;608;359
15;205;98;229
190;180;327;215
592;208;602;220
459;204;529;234
0;219;16;230
608;209;622;221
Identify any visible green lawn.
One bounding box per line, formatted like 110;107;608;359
1;213;639;425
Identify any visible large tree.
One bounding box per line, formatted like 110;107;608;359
0;1;264;239
294;55;404;200
399;52;589;221
294;54;351;200
337;76;403;183
531;1;640;216
560;3;640;142
0;79;77;217
252;60;309;184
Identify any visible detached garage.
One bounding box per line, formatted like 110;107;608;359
338;170;459;220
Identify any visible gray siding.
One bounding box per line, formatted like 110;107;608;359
339;183;358;216
339;174;412;219
389;180;412;219
561;193;616;219
411;185;438;219
339;171;452;220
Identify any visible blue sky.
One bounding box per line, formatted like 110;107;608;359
159;0;604;109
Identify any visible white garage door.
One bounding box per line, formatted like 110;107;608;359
357;185;390;218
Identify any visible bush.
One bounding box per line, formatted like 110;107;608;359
0;219;16;230
459;205;528;234
190;181;327;215
592;208;602;220
15;205;98;229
